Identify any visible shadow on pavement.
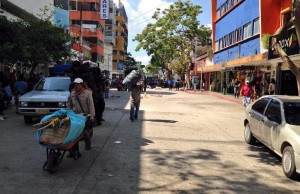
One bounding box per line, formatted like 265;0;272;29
142;119;178;123
139;148;296;193
145;90;177;96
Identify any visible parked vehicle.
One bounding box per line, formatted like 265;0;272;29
243;95;300;179
18;77;71;124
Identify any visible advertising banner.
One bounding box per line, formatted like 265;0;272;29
268;27;299;60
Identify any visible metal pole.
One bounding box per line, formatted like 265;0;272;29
107;55;109;77
200;61;203;92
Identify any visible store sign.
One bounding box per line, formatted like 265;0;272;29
268;27;299;60
100;0;109;19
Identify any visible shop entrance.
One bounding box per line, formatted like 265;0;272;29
280;70;298;96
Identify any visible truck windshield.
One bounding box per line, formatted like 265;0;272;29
34;78;71;91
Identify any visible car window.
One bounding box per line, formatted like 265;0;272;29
252;98;270;115
34;78;70;91
265;100;282;124
284;102;300;125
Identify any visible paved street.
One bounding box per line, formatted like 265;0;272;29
1;88;300;194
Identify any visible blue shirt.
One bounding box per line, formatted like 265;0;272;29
15;81;27;94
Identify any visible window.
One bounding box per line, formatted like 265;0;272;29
243;22;252;39
252;98;270;115
284;102;300;125
69;1;77;10
224;35;228;47
265;100;282;123
54;0;68;10
235;28;242;42
216;8;221;19
253;18;260;35
215;40;219;51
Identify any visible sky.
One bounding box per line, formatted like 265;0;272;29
113;0;212;66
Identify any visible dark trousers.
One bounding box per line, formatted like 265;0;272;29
95;99;105;124
0;98;4;114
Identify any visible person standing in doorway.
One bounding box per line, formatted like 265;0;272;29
130;81;142;121
240;80;252;107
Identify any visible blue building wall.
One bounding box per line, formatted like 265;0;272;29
214;38;260;64
214;0;260;64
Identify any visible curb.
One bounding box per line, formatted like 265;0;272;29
186;90;243;105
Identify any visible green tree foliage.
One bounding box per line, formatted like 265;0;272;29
134;0;211;84
0;8;71;75
124;52;137;68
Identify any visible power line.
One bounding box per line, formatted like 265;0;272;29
131;17;155;26
128;2;166;22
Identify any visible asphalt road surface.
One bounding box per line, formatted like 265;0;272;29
0;88;299;194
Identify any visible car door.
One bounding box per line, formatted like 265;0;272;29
249;97;270;137
261;99;282;148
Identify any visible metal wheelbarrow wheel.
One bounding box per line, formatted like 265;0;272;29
43;150;61;173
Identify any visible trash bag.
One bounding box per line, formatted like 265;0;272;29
123;70;141;90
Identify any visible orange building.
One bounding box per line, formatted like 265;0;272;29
69;0;105;62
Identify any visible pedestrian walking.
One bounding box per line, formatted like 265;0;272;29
183;80;187;92
269;78;276;95
95;72;106;125
222;80;227;95
175;80;180;91
15;74;27;112
130;81;142;121
104;76;110;98
233;78;240;98
67;78;95;150
240;80;252;107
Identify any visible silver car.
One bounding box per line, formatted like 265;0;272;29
244;95;300;179
18;77;71;124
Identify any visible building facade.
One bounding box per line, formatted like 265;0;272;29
210;0;276;95
103;0;116;79
112;1;128;79
69;0;105;63
267;0;299;96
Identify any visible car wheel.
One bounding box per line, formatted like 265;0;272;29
24;116;32;124
244;123;256;145
282;146;298;179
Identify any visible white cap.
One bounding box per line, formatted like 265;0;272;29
246;80;250;83
74;78;83;84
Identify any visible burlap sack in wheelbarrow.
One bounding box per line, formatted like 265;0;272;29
39;121;70;146
36;109;87;148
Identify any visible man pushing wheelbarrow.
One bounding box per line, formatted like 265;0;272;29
34;78;95;173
